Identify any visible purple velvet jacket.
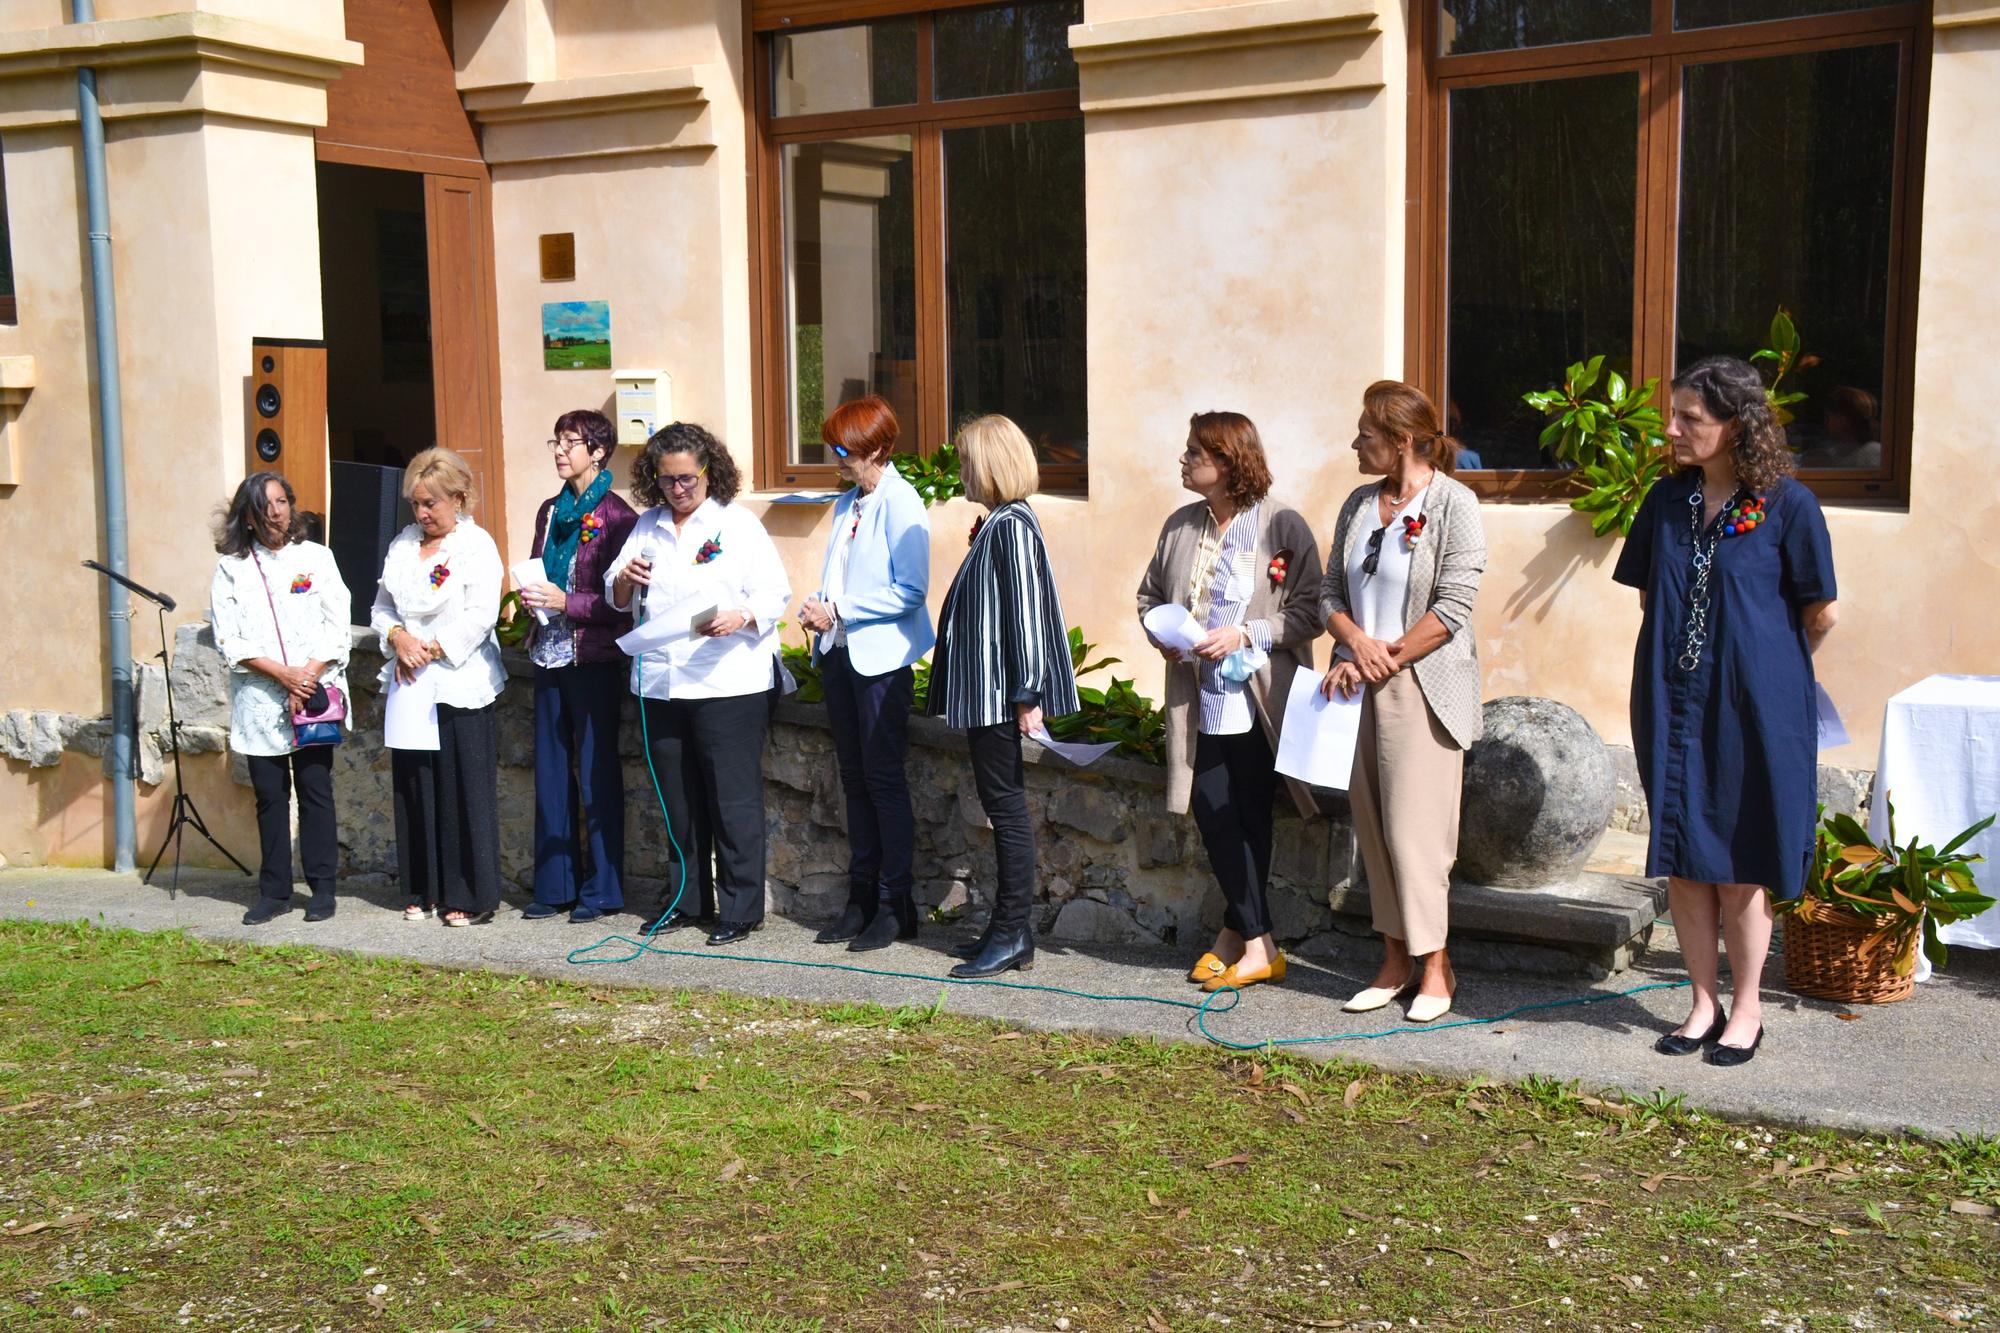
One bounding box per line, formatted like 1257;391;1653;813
529;488;640;667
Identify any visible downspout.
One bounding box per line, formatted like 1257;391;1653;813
73;0;136;871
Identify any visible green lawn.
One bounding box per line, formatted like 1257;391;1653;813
546;340;612;371
0;921;1994;1331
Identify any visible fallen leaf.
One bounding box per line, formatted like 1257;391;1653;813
1146;1309;1172;1332
415;1215;442;1236
694;1075;710;1092
1424;1244;1475;1262
913;1248;940;1264
588;989;618;1005
219;997;259;1007
0;1098;50;1115
467;1110;499;1138
1613;1274;1645;1292
1258;1314;1347;1330
1279;1081;1312;1108
1279;1107;1306;1124
908;1102;945;1112
675;1254;749;1265
1835;1011;1861;1021
216;1066;259;1080
718;1158;745;1182
1204;1153;1251;1170
120;978;162;992
0;1213;93;1239
1174;1206;1191;1221
1829;1226;1852;1236
1342;1079;1365;1109
1235;1258;1255;1284
958;1279;1025;1297
1949;1200;1996;1217
992;1032;1023;1041
843;1088;874;1103
1146;1188;1163;1208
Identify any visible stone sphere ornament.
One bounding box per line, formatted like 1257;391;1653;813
1456;696;1616;888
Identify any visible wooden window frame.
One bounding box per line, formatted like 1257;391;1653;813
749;4;1086;493
1405;1;1931;504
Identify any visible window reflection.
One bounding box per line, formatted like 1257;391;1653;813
772;19;917;117
1439;0;1646;55
935;1;1081;101
1676;0;1889;30
1446;73;1639;470
1677;45;1898;471
782;136;918;465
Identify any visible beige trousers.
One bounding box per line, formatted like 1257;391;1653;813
1349;671;1463;956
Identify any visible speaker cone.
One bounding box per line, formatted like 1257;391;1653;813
256;383;282;418
255;428;282;463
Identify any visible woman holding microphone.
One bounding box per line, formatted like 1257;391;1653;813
607;423;790;948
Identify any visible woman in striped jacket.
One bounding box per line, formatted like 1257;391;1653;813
927;414;1080;978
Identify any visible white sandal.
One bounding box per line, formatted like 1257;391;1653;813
403;904;434;922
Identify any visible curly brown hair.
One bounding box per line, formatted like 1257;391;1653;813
1672;355;1796;493
1187;411;1273;509
632;422;742;509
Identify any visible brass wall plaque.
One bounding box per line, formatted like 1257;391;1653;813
539;232;577;283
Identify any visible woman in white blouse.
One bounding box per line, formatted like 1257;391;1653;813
208;472;352;926
607;422;790;947
370;448;509;926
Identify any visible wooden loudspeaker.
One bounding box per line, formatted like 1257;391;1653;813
249;338;329;523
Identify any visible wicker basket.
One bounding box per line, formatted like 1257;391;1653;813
1782;897;1915;1004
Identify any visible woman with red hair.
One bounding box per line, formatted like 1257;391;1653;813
1319;381;1486;1022
797;396;935;952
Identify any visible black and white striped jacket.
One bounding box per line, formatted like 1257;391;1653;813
927;500;1080;730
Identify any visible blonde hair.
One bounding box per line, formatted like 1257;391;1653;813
403;447;477;513
956;414;1038;506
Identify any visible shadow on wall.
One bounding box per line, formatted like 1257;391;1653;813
1501;507;1622;626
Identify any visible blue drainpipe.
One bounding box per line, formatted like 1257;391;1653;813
73;0;136;871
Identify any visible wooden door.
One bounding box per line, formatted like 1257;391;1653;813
424;172;507;559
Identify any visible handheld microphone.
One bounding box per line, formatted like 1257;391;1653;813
635;538;657;620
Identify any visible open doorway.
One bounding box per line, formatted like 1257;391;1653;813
317;160;433;622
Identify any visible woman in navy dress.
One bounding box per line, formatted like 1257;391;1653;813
1613;356;1839;1067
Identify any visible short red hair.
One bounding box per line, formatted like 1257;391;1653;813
821;395;900;462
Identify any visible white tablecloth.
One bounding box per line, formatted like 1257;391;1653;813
1869;675;2000;980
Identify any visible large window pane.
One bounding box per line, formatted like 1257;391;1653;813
944;118;1086;466
1677;44;1899;471
782;136;917;465
1676;0;1890;30
1440;1;1647;56
935;1;1081;101
1446;73;1639;470
772;19;917;117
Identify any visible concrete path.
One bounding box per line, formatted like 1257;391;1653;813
4;865;1996;1140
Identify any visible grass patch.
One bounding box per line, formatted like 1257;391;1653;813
0;920;1994;1330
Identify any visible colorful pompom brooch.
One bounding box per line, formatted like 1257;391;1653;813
1724;494;1767;537
694;535;724;566
580;512;603;543
1402;513;1428;548
428;563;452;588
289;574;313;594
1268;549;1292;589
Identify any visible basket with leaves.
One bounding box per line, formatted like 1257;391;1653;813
1777;801;1996;1004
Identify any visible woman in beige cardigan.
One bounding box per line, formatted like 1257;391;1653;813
1319;381;1486;1022
1137;412;1324;992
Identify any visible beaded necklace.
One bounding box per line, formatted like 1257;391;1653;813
1675;482;1762;672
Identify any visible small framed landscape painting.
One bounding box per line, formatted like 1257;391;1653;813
543;300;611;371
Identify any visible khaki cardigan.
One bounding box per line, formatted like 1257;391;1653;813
1136;499;1326;817
1317;472;1487;750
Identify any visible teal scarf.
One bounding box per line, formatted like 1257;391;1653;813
543;467;613;592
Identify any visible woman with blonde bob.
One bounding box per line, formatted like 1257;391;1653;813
1320;381;1486;1022
927;415;1079;978
1138;412;1324;992
370;447;508;926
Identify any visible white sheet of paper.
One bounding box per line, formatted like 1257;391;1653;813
384;670;439;751
510;557;551;625
1815;681;1849;750
1029;727;1120;767
1142;603;1203;654
1274;666;1364;791
615;602;720;656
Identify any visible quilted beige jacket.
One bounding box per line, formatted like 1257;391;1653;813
1317;472;1487;750
1136;499;1326;817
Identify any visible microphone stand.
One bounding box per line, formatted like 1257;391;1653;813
82;561;250;896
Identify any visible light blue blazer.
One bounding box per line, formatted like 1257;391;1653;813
812;464;935;677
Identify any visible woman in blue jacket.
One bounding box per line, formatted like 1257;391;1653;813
798;396;935;951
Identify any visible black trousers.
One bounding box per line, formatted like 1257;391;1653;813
246;747;337;905
820;647;916;905
391;702;503;916
1189;727;1278;940
641;692;767;928
967;722;1036;932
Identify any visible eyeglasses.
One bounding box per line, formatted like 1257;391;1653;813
547;436;586;454
1361;525;1388;576
664;466;708;492
828;442;852;459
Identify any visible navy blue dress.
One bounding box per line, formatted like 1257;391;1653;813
1613;473;1836;899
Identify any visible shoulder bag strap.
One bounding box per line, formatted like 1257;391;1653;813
249;549;289;666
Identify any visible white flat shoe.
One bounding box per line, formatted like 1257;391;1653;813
1405;991;1454;1023
1342;976;1416;1013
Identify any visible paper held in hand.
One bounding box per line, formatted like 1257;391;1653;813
1028;727;1119;767
509;558;551;625
384;668;440;751
1142;603;1203;655
1274;666;1363;791
616;603;721;656
1815;681;1848;750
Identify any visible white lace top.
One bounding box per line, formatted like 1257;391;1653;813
208;541;353;757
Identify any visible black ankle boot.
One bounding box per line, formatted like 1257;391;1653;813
949;923;994;960
814;897;875;945
949;923;1034;978
848;897;917;952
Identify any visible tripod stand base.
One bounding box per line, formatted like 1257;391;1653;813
144;789;252;893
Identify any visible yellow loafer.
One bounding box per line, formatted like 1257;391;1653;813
1188;952;1228;984
1203;953;1286;993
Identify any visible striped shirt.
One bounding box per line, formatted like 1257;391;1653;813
927;501;1080;730
1196;503;1272;736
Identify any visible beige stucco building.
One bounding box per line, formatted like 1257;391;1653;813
1;0;1993;869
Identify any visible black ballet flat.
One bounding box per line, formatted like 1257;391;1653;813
1704;1026;1764;1067
706;921;762;947
1654;1010;1728;1056
814;901;873;945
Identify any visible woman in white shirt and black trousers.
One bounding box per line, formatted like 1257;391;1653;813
208;472;352;925
608;423;791;947
370;448;509;927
